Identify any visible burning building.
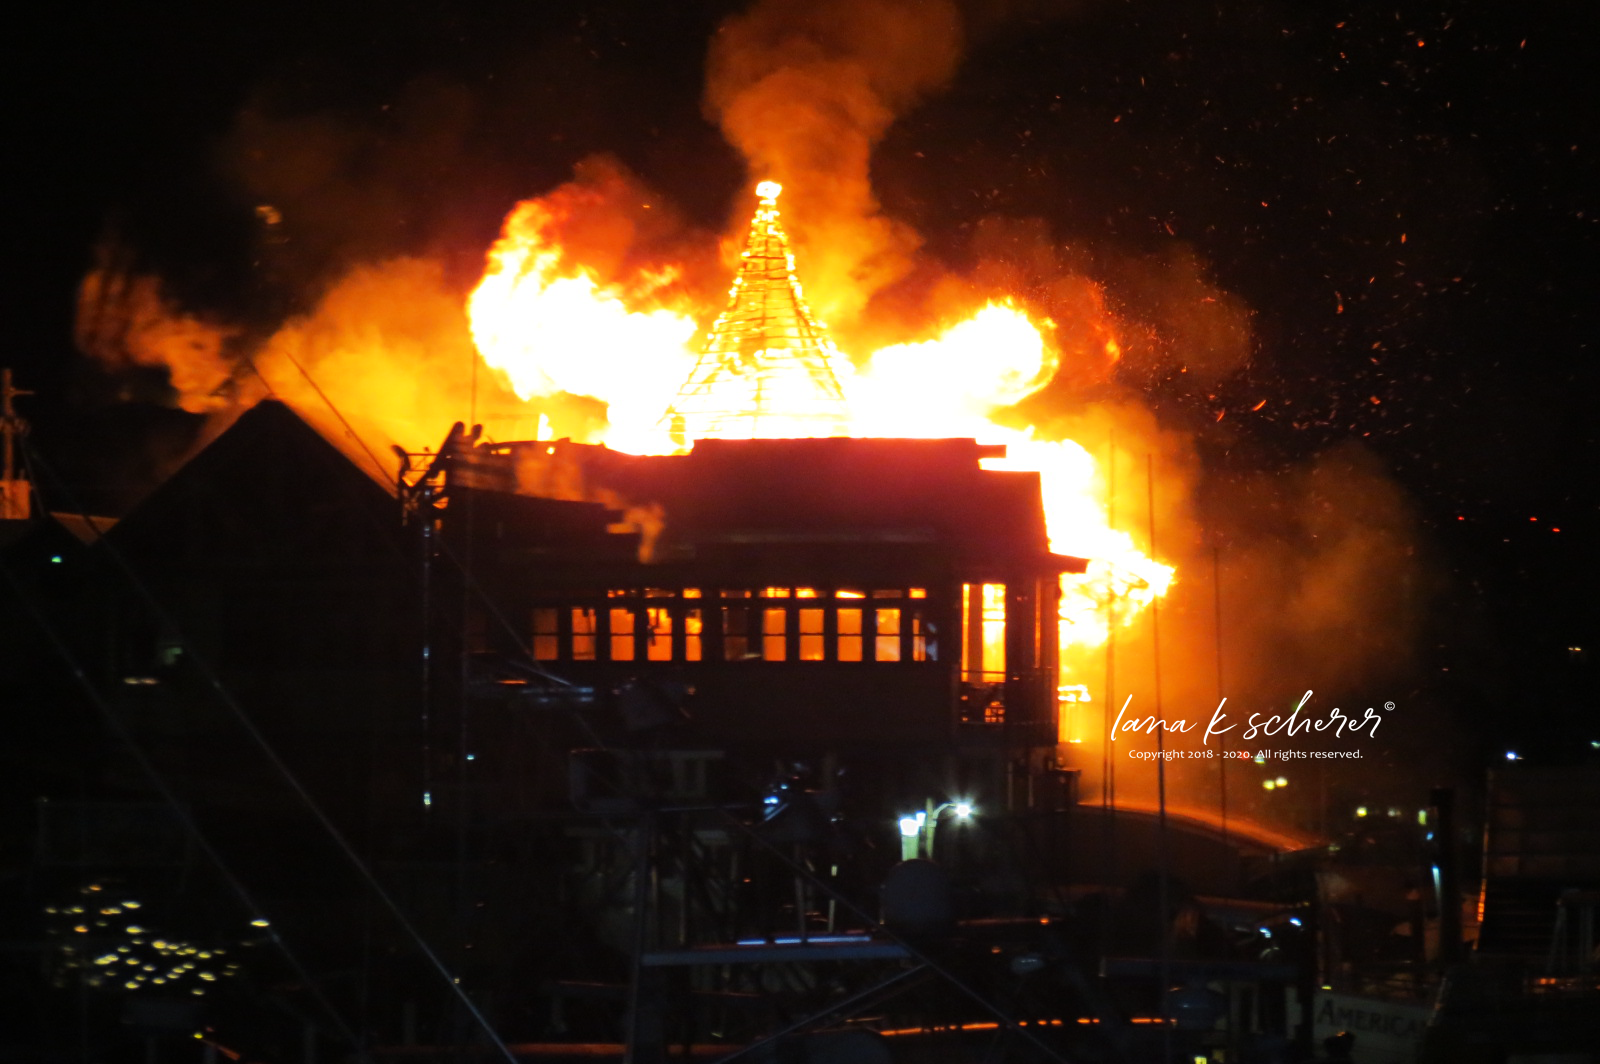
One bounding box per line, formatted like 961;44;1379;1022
9;162;1403;1064
423;428;1083;777
433;181;1085;764
0;185;1318;1061
8;388;1095;1055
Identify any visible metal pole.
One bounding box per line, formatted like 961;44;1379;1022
625;811;661;1064
1149;455;1173;1063
1214;542;1229;869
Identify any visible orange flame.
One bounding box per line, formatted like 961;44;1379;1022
467;196;698;456
466;185;1174;715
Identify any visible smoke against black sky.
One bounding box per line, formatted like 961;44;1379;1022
10;0;1597;773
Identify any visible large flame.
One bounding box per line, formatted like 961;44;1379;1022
846;302;1173;646
466;185;1174;727
467;197;699;455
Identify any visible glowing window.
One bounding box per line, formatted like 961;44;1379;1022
799;609;824;661
571;609;597;661
647;607;672;661
532;608;559;661
684;609;703;662
875;608;901;662
763;609;787;661
909;587;927;599
683;588;702;599
982;583;1006;677
836;588;865;600
609;608;636;661
761;587;791;598
961;583;1006;681
961;584;973;679
795;587;820;599
837;608;863;662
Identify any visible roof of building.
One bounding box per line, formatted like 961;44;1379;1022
104;400;404;566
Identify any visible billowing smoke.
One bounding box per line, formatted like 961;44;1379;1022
705;0;963;326
75;243;238;414
1043;406;1442;830
239;257;497;480
66;0;1450;834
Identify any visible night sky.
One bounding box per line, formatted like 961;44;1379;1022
9;0;1597;760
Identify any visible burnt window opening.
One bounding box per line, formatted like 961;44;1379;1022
762;608;787;661
646;607;672;661
961;582;1006;684
529;586;942;664
875;608;901;662
609;608;636;661
960;582;1008;724
533;607;559;660
684;608;703;661
836;607;863;662
799;607;824;661
912;610;936;662
723;606;753;661
572;608;597;661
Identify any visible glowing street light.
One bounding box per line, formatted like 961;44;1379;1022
899;800;975;860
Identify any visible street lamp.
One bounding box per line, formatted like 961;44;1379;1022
899;799;975;860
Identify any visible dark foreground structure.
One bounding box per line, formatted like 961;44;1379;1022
4;401;1332;1063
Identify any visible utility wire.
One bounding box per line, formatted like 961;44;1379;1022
0;555;363;1053
718;809;1075;1064
240;355;1070;1057
252;348;392;487
22;441;522;1064
241;351;635;833
243;352;584;691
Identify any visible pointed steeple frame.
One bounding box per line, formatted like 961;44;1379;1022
663;183;851;448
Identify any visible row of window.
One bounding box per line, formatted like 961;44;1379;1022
597;586;929;601
527;583;1017;674
531;603;937;664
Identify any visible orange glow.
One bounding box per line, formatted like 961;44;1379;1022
467;195;699;455
842;297;1173;650
464;183;1174;724
850;301;1057;430
1111;799;1323;851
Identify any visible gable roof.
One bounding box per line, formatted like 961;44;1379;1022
105;400;403;566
